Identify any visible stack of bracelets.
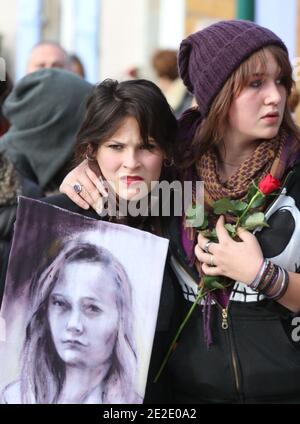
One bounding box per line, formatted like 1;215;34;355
249;259;289;300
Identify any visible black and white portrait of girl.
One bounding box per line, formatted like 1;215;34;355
2;241;139;404
0;198;169;404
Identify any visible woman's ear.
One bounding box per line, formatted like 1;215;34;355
86;144;96;161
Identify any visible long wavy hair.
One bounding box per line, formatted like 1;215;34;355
180;45;300;168
19;240;137;404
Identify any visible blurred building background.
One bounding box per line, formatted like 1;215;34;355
0;0;299;85
1;0;300;170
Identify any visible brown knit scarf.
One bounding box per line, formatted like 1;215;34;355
199;134;282;204
184;129;300;258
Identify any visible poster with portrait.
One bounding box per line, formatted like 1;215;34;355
0;197;169;404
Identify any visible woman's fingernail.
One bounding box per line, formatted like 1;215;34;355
95;198;103;215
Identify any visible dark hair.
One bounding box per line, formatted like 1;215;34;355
152;49;179;81
75;78;177;164
0;73;13;135
69;54;85;78
0;73;13;101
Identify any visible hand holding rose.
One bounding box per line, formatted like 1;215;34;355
195;216;264;284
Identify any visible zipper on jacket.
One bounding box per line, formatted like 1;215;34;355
221;307;229;330
215;300;242;396
226;305;242;396
214;298;229;331
231;344;241;394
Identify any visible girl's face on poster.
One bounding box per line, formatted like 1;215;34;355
226;50;287;146
95;116;164;201
48;262;119;369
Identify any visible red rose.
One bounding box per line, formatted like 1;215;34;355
258;174;281;195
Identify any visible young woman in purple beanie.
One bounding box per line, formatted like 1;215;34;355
60;20;300;403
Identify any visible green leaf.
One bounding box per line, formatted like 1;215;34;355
227;200;248;216
213;198;248;216
230;200;248;211
200;214;208;229
242;212;268;230
210;228;218;241
247;183;258;202
210;281;226;289
185;204;206;228
185;203;201;218
203;275;225;290
243;221;270;230
199;229;211;238
199;229;219;242
250;193;265;209
224;223;236;234
213;198;234;215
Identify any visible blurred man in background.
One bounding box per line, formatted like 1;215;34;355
26;41;70;74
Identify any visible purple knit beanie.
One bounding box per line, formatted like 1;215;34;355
178;20;288;119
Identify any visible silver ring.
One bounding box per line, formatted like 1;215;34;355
73;182;82;194
204;240;212;254
210;255;215;267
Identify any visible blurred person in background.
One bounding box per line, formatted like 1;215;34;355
288;82;300;119
0;68;92;303
0;73;13;136
26;41;70;74
152;49;193;117
69;54;86;79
